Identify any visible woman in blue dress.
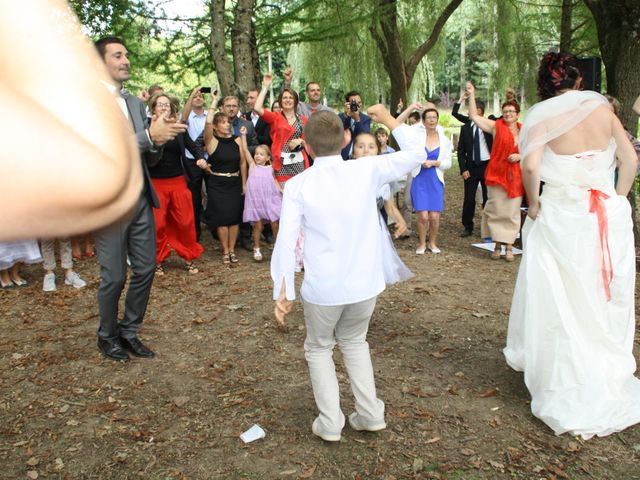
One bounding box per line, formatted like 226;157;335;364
398;106;453;254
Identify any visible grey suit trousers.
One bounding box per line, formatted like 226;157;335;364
95;195;156;341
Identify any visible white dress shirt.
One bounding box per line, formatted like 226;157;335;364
471;122;491;161
271;124;423;305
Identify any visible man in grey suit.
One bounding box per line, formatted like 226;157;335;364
93;36;186;361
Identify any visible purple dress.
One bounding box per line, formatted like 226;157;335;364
243;164;282;222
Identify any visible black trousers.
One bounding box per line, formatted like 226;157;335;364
184;162;206;241
461;162;488;232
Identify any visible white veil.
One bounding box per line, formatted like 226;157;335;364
519;90;609;160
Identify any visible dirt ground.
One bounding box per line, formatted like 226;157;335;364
2;167;640;480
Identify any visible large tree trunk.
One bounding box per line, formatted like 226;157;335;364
231;0;261;98
209;0;260;100
583;0;640;249
210;0;237;97
370;0;463;111
559;0;573;51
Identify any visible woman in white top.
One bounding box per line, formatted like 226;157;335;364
397;103;453;254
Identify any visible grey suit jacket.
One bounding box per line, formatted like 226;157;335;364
123;92;161;208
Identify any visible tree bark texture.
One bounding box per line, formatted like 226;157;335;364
370;0;463;111
209;0;260;100
559;0;573;52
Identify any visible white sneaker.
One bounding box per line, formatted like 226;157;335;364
43;273;56;292
65;272;87;289
348;412;386;432
311;418;341;442
253;248;263;262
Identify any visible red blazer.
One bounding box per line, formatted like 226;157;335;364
261;109;308;182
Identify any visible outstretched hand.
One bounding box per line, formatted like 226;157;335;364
465;81;475;96
262;73;273;88
149;115;187;145
283;65;293;84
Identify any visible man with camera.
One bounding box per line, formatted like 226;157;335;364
339;91;372;160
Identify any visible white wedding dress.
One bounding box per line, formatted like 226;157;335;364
504;134;640;439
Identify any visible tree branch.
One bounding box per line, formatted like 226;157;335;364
405;0;464;80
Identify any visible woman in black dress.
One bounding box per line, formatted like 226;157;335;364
200;112;248;264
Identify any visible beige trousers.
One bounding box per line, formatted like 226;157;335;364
481;186;522;244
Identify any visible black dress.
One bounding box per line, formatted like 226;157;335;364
204;135;243;228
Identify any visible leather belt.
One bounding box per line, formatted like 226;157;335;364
211;171;239;177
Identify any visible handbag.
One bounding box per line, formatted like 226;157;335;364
281;151;304;166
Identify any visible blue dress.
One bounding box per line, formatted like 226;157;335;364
410;146;444;212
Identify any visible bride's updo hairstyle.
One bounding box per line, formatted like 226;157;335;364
537;51;582;101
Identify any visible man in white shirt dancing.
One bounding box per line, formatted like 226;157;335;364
271;106;423;441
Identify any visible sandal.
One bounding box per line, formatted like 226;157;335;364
229;252;239;263
222;253;231;265
155;264;164;275
504;248;515;262
253;248;263;262
490;243;501;260
186;261;199;274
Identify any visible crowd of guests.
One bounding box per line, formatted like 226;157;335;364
3;20;640;446
2;64;639;290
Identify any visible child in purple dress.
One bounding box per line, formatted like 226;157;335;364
241;140;283;261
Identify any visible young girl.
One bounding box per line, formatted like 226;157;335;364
351;132;413;284
240;136;282;261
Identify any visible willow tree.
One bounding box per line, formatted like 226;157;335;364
369;0;463;109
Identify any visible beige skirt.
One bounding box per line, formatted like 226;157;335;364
481;186;522;243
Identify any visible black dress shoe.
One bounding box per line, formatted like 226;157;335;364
459;230;473;238
97;338;129;361
120;336;155;358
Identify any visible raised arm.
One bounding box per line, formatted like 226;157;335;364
238;126;254;168
204;105;216;148
466;81;495;134
378;104;413;130
451;91;470;123
395;102;423;125
254;73;272;116
181;86;200;123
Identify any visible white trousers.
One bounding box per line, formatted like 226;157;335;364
303;296;385;435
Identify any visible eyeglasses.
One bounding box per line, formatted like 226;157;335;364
502;109;517;114
156;102;171;109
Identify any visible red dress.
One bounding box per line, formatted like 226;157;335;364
260;109;309;183
485;119;524;198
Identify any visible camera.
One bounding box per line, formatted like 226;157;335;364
200;87;212;94
350;99;358;112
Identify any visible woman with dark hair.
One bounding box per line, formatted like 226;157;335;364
201;111;249;264
504;51;640;439
396;103;453;254
466;83;523;261
253;74;309;186
147;92;205;274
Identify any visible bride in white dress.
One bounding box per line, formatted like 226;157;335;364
504;51;640;439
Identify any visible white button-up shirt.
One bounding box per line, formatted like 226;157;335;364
271;124;423;305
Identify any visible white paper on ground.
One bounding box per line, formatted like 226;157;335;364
471;242;523;256
240;424;266;443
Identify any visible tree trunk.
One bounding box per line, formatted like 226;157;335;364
210;0;237;97
209;0;260;100
559;0;573;51
583;0;640;248
370;0;463;111
231;0;260;100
